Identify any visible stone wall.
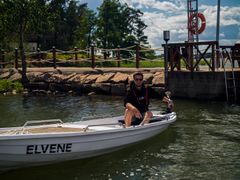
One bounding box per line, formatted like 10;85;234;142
0;68;165;96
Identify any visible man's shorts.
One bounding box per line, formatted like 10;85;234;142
131;112;145;125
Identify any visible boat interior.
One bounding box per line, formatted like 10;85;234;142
0;112;173;135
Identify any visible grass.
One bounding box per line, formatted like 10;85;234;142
0;79;23;93
2;50;211;69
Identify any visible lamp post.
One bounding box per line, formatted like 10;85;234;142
163;30;170;88
91;42;96;69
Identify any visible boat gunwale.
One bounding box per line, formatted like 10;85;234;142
0;112;176;140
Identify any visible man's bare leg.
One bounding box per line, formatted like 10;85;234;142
124;109;134;127
141;111;153;125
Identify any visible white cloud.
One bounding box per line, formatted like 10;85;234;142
142;11;187;47
120;0;240;47
200;5;240;27
123;0;185;12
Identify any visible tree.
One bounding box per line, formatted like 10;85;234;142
0;0;38;84
73;6;96;49
96;0;148;58
48;0;68;48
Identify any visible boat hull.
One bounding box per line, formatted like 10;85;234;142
0;112;176;170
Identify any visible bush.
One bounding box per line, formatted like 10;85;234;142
0;79;23;93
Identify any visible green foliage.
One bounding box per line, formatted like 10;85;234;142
0;79;23;93
96;0;148;49
0;0;149;56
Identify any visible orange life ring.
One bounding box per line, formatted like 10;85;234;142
189;12;206;35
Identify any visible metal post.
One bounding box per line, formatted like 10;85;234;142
15;48;18;69
74;46;78;60
135;43;140;68
1;49;5;68
117;45;120;67
216;0;221;42
216;0;221;69
37;48;41;61
163;31;170;88
52;46;56;69
212;44;215;72
91;43;95;69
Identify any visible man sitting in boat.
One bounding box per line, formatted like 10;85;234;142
124;72;173;127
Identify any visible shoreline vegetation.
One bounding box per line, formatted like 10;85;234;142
0;79;23;95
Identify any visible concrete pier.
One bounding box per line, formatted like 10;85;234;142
168;70;240;101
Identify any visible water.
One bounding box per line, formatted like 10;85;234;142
0;95;239;180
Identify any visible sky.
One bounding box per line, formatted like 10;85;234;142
79;0;240;48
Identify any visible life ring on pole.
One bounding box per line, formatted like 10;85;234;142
189;12;206;34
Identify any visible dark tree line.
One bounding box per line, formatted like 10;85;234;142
0;0;149;51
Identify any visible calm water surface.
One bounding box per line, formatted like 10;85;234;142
0;94;239;180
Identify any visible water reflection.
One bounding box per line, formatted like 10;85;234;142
0;95;239;179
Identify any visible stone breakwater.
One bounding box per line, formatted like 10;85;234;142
0;68;165;96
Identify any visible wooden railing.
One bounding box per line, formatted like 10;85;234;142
0;45;164;69
220;44;240;68
163;41;219;72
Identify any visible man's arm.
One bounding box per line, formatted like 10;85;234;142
125;103;142;119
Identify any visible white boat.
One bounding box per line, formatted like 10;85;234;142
0;111;176;170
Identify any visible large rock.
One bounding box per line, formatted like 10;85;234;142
92;83;111;94
152;72;164;86
68;74;81;83
71;83;83;94
95;73;115;83
47;73;76;83
27;72;52;83
8;72;22;81
62;73;76;82
82;74;100;84
0;71;11;79
0;68;18;79
143;73;154;84
47;74;65;83
68;74;89;83
49;83;72;92
28;82;49;91
82;84;94;93
111;83;126;96
111;72;129;84
27;72;44;82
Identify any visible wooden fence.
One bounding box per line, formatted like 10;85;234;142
0;45;164;69
1;41;239;71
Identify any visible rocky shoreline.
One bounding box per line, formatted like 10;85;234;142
0;68;165;97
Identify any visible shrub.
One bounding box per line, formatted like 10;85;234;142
0;79;23;93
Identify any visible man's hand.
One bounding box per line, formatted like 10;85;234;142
126;103;142;119
163;96;170;103
132;107;142;119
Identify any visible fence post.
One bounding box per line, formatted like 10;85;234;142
87;46;90;58
117;45;121;67
37;48;41;61
74;46;78;60
52;46;56;69
135;43;140;68
91;44;95;69
15;48;18;69
212;44;215;72
1;49;5;68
